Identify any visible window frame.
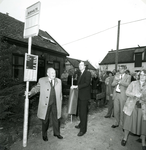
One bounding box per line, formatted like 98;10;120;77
53;61;60;78
134;52;142;67
12;54;24;81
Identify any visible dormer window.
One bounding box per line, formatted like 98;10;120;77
134;48;145;67
39;35;56;44
135;53;142;67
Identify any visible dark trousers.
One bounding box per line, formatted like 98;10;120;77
78;99;88;133
42;103;60;137
106;96;114;117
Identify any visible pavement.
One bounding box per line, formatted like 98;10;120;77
10;107;142;150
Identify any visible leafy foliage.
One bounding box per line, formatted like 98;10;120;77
0;43;21;90
0;83;39;124
0;84;25;121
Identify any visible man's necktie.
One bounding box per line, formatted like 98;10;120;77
51;80;53;87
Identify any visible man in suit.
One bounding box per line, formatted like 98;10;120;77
111;65;131;128
27;68;63;141
71;61;91;136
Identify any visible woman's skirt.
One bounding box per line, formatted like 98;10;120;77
123;105;146;135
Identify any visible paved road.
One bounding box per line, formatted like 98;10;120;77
10;107;141;150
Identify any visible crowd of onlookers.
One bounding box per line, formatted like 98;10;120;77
61;66;146;150
92;67;146;150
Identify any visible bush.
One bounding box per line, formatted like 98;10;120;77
0;84;25;121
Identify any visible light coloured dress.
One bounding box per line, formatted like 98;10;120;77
123;80;146;135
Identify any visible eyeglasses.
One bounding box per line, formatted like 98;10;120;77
119;67;125;70
140;74;146;77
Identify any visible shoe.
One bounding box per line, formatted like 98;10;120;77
75;125;80;129
121;139;127;146
42;136;48;141
104;115;110;118
142;146;146;150
77;132;86;136
111;125;119;128
54;134;63;139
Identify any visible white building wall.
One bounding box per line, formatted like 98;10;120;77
141;62;146;70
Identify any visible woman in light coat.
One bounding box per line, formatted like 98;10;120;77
121;69;146;150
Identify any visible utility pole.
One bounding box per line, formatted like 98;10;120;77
115;20;120;71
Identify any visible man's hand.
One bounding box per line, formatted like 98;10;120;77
71;85;78;89
110;94;113;97
135;93;142;98
24;91;32;97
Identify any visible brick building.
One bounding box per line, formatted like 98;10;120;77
0;12;69;87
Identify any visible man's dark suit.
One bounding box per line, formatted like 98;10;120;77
77;70;91;133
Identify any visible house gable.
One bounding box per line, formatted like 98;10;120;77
0;12;69;56
0;12;69;87
99;46;146;65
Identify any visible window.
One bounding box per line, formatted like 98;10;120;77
12;54;24;81
38;59;45;79
53;61;60;78
135;53;142;67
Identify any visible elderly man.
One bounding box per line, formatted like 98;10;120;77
111;65;131;128
28;68;63;141
71;61;91;136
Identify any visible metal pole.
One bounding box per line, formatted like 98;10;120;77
23;37;32;147
71;115;72;123
28;37;32;54
71;75;73;123
115;20;120;71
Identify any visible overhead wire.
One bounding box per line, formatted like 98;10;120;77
121;17;146;25
62;25;117;46
62;17;146;46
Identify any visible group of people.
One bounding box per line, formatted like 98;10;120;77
26;61;91;141
99;65;146;150
25;63;146;150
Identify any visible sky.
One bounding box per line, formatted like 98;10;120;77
1;0;146;68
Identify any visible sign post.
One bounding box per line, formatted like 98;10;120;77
24;53;38;82
23;1;41;39
23;1;41;147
